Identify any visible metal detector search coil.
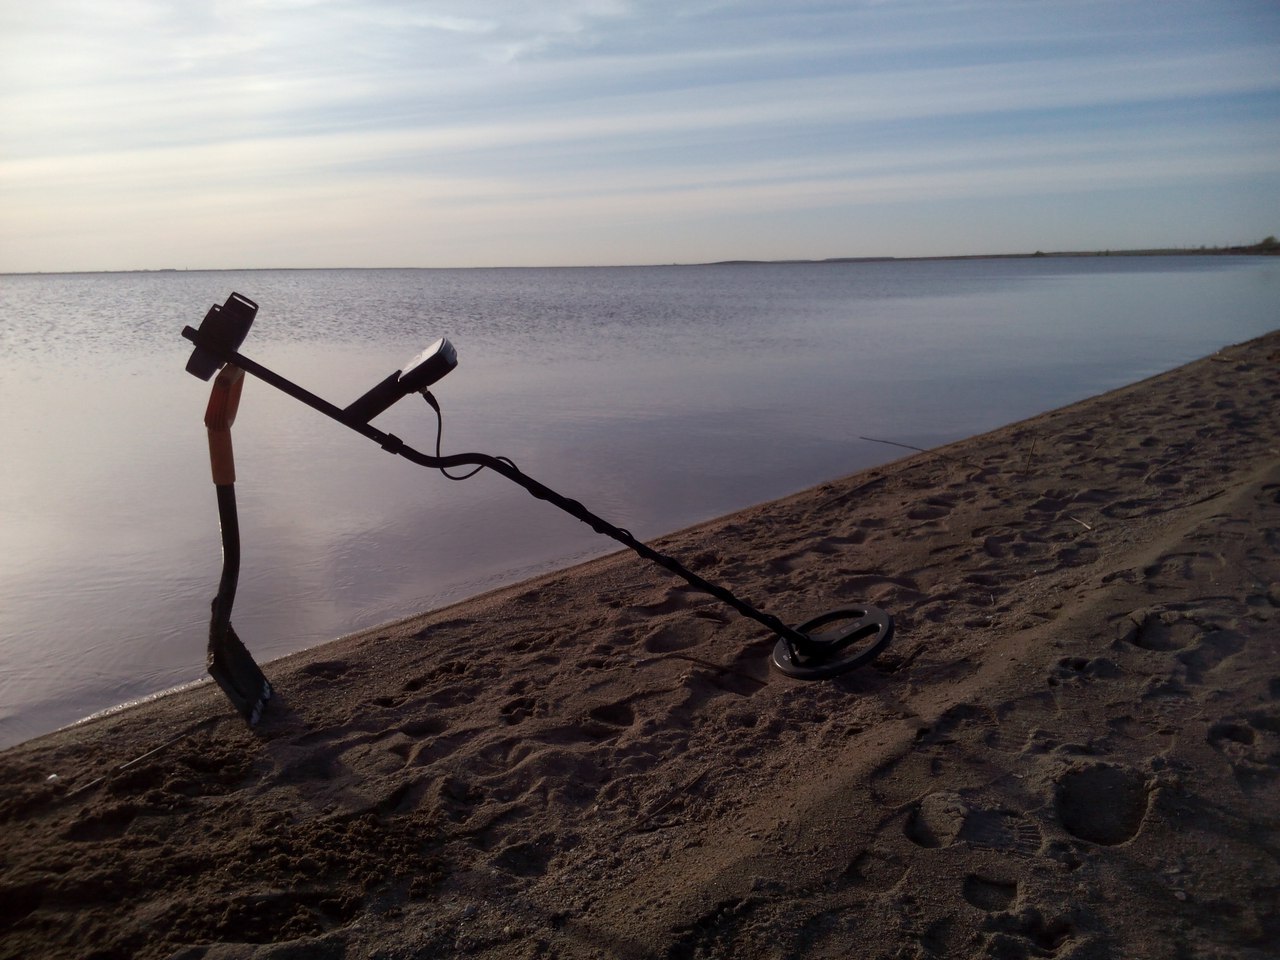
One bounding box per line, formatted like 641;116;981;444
183;293;892;724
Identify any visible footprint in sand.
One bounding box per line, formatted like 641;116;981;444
917;702;996;747
907;497;956;522
490;832;558;878
1142;550;1226;588
1177;627;1247;685
987;691;1059;754
962;874;1019;911
906;794;1041;854
642;623;702;653
499;695;541;725
977;529;1051;561
584;699;636;735
837;847;908;890
1118;610;1200;651
905;792;969;848
1046;655;1120;686
1100;497;1161;520
398;716;449;738
297;659;354;684
960;809;1043;854
1054;762;1150;845
427;682;488;709
981;908;1076;957
1207;711;1280;792
834;571;922;597
917;699;1057;757
529;697;640;744
1117;610;1248;688
1028;489;1073;514
629;585;697;617
1050;542;1100;569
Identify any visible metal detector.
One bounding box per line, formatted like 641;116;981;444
184;293;892;723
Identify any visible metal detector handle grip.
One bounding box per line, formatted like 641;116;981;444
204;365;245;485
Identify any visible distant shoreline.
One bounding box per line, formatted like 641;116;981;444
703;240;1280;266
4;242;1276;277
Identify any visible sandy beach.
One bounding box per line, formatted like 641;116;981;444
2;330;1278;960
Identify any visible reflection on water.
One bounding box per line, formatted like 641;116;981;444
0;257;1275;746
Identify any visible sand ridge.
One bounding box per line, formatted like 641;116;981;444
2;331;1278;959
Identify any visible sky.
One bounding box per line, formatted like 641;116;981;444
1;0;1278;272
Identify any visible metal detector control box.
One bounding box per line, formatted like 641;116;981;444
343;337;458;424
401;338;457;392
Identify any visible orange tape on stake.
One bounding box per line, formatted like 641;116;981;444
205;365;245;486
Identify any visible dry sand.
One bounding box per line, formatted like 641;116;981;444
2;331;1278;960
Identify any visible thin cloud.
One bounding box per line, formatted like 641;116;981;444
2;0;1278;270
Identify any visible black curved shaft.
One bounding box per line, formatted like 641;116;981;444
212;483;240;640
395;446;813;649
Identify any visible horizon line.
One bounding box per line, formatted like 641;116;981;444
4;240;1276;277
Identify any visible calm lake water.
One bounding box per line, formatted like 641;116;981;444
1;257;1276;747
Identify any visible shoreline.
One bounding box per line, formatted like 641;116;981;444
3;330;1278;959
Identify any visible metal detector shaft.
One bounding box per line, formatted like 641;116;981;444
213;483;240;636
409;450;814;651
181;326;815;653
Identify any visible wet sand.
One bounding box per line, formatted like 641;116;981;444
2;330;1278;959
